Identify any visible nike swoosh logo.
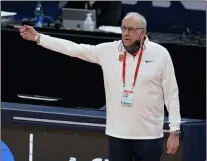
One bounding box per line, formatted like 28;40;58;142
145;60;153;63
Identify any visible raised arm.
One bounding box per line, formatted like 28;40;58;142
15;25;103;64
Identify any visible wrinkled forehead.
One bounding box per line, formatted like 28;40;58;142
121;16;141;28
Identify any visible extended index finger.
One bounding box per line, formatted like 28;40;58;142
14;25;25;30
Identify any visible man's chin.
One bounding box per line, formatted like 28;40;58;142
123;42;132;47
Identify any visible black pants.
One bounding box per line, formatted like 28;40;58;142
108;136;164;161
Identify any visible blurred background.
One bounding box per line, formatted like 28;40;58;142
1;1;206;33
1;1;206;161
2;0;206;118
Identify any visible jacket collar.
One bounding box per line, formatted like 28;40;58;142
141;37;160;61
118;36;159;61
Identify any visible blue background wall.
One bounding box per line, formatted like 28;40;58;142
2;1;206;34
122;1;206;34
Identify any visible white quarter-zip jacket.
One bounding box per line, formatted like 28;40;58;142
38;34;181;139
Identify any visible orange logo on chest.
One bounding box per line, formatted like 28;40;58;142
119;54;124;61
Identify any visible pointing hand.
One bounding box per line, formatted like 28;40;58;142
14;25;38;41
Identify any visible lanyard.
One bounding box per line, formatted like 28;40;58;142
122;47;144;89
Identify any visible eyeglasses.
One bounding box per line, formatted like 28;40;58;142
121;26;144;34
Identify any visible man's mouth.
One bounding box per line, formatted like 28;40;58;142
124;38;130;41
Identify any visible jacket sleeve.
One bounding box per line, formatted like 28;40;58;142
38;33;103;64
161;50;181;132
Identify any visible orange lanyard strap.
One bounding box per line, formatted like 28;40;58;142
122;47;144;88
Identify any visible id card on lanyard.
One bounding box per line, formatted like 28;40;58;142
121;47;144;106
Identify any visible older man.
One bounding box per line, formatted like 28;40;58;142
15;12;181;161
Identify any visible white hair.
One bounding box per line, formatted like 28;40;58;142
125;12;147;28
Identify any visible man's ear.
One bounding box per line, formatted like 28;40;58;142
143;29;147;35
142;29;148;39
139;29;146;39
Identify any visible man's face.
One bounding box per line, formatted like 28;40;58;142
121;16;146;46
